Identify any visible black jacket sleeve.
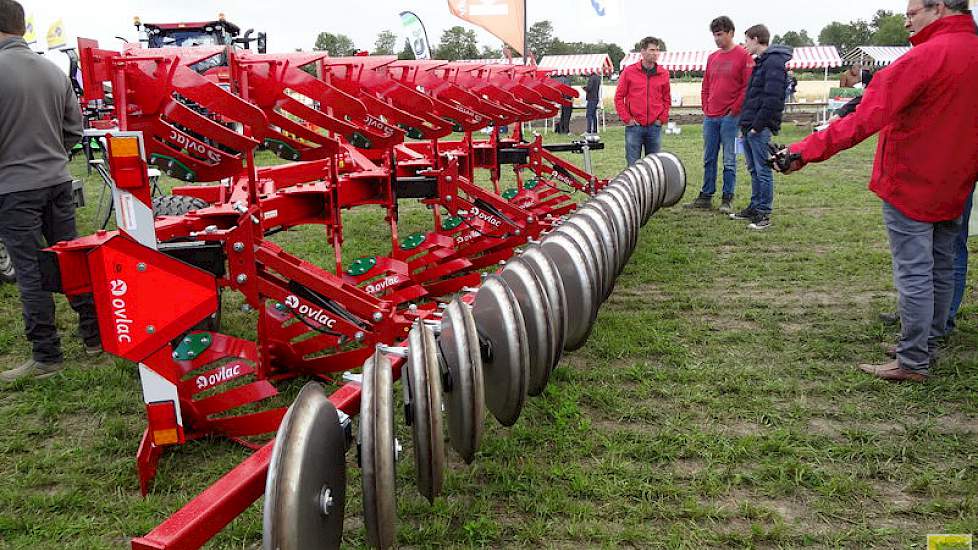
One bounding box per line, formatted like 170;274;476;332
835;95;863;119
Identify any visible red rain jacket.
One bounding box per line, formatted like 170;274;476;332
791;15;978;222
614;61;671;126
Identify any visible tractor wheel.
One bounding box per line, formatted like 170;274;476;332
0;241;14;283
152;195;222;334
152;195;210;217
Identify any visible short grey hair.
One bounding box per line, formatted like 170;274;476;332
922;0;969;12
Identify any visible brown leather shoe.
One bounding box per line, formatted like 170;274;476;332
858;360;927;382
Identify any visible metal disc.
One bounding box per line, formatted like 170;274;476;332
563;216;613;301
438;299;485;463
655;151;688;208
555;223;604;305
604;185;639;250
639;155;666;215
541;232;598;350
623;167;650;220
472;275;529;426
609;181;641;229
631;162;656;224
519;243;567;369
263;382;347;550
359;349;396;549
589;195;630;272
500;256;556;397
638;155;667;215
405;320;445;502
576;205;620;299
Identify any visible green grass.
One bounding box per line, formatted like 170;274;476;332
0;124;976;549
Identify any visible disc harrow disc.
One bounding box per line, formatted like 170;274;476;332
437;299;485;463
500;257;556;397
541;232;598;350
519;243;567;369
359;349;396;549
263;382;347;550
405;320;445;502
472;275;529;426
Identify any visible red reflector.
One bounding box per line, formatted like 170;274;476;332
146;401;184;446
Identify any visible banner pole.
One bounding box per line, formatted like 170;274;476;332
523;0;528;63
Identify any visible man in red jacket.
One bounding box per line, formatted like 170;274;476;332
614;36;671;166
772;0;978;382
686;16;753;213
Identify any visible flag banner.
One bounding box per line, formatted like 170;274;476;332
24;14;36;45
447;0;525;55
46;18;66;50
400;11;432;60
582;0;624;28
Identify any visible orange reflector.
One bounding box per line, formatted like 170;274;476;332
146;401;183;447
152;428;180;446
109;136;140;158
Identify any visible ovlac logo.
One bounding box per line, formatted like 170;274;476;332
365;276;400;295
110;279;133;344
283;295;338;328
470;206;502;227
195;364;242;390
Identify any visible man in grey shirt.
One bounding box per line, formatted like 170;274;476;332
0;0;99;381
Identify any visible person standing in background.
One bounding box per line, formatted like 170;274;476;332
685;16;753;213
614;36;671;166
585;71;602;135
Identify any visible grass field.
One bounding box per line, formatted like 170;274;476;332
0;124;975;549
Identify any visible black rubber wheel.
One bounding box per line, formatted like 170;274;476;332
152;195;210;217
0;241;14;283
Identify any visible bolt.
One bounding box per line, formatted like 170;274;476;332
232;242;244;252
241;304;252;313
445;195;453;202
372;312;383;322
146;325;156;334
236;274;248;284
320;487;334;516
354;331;365;342
136;262;147;272
183;337;192;345
527;216;535;223
408;304;418;311
445;176;452;182
201;336;209;344
205;225;218;233
187;351;196;358
514;229;522;236
172;351;179;359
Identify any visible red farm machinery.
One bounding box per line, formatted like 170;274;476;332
41;35;688;549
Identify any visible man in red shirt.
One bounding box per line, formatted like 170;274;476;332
772;0;978;382
614;36;671;166
686;16;753;213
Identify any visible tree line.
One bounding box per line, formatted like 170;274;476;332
312;12;910;64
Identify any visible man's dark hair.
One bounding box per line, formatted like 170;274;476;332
745;24;770;46
638;36;663;51
0;0;25;36
710;16;735;34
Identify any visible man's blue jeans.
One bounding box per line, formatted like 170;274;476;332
625;123;662;166
742;128;774;215
586;100;599;133
946;189;974;331
883;201;960;374
701;114;739;198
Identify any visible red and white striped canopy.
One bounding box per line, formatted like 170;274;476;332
453;58;528;65
786;46;842;69
538;53;614;76
843;46;911;67
620;46;842;71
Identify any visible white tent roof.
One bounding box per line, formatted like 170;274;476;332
538;53;613;76
620;46;843;71
843;46;912;67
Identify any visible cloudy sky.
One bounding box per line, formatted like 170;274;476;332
23;0;914;55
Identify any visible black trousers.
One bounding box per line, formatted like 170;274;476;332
0;182;98;363
558;105;573;133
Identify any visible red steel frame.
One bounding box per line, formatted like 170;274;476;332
51;39;610;549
